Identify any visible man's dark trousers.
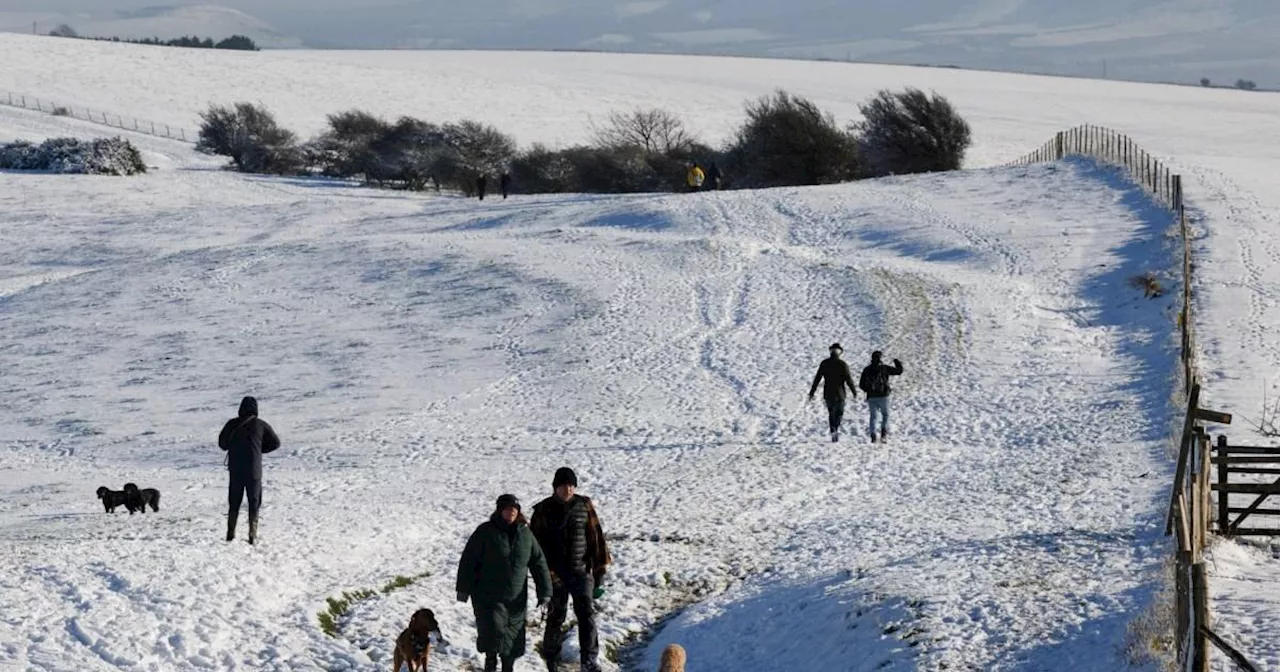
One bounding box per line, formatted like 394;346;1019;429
825;396;845;433
542;573;598;668
229;473;262;521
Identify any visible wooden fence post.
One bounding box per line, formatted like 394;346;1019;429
1167;384;1201;534
1175;496;1191;662
1193;562;1209;672
1055;132;1064;159
1216;435;1228;533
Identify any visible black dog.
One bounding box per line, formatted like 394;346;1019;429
122;483;161;513
96;486;130;513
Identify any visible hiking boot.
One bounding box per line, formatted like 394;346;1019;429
869;432;877;444
226;514;237;542
247;517;258;545
831;430;839;442
880;430;889;443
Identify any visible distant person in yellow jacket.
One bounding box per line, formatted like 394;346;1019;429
686;162;705;192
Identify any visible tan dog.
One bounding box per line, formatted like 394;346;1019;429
393;608;441;672
658;643;686;672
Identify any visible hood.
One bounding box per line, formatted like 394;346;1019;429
238;396;258;418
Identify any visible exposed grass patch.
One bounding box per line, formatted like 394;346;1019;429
317;570;433;637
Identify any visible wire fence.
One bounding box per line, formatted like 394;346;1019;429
1009;125;1260;671
0;90;195;144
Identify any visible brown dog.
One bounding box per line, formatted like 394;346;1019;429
659;644;686;672
393;608;441;672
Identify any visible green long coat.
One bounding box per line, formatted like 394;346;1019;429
456;514;552;659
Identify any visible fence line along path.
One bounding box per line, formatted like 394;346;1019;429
1;90;196;143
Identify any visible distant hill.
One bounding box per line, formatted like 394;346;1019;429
0;4;302;49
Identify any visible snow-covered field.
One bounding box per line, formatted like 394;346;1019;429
2;37;1279;671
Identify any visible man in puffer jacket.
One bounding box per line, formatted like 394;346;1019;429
218;395;280;544
530;467;611;672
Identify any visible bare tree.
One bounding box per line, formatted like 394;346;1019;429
592;108;694;155
48;24;78;38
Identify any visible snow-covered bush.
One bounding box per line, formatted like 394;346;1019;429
309;109;392;180
724;90;860;188
855;88;971;177
367;116;451;190
197;102;303;175
0;137;147;175
510;144;704;194
439;119;518;193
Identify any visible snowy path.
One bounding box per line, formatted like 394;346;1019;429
1;102;1182;672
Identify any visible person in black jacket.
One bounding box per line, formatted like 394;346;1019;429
859;350;904;443
707;161;723;190
218;396;280;544
809;343;857;442
530;467;611;672
500;172;511;199
477;174;488;200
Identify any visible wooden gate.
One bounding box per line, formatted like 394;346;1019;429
1212;435;1280;536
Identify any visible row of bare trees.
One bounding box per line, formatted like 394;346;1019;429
196;87;972;194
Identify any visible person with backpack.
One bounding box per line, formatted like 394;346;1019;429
808;343;858;442
859;350;904;443
217;395;280;544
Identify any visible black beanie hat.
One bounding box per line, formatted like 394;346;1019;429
553;467;578;488
829;343;842;352
495;494;521;511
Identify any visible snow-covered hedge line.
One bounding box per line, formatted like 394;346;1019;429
0;137;147;175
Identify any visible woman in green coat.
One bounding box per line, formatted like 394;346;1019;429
457;494;553;672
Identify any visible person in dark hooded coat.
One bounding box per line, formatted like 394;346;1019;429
217;396;280;544
457;494;552;672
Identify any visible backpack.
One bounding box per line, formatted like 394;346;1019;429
864;365;890;397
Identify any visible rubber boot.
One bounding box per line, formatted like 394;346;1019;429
248;517;258;545
226;513;237;541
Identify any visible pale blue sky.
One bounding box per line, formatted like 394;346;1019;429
2;0;1277;86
